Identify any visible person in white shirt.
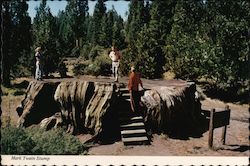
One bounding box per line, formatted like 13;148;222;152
109;46;121;82
35;47;43;81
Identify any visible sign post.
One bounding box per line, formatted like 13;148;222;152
205;105;230;149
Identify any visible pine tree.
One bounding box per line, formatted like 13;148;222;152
2;1;12;86
91;0;106;45
32;0;61;76
134;0;177;78
1;1;32;86
63;0;88;47
125;0;145;44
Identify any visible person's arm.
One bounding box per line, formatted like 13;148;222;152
118;51;121;62
140;81;144;90
139;73;144;90
108;51;112;59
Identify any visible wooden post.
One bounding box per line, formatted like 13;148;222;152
221;105;229;145
208;108;215;148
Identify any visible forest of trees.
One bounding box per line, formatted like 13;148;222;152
1;0;249;97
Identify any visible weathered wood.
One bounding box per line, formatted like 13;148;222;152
16;78;204;143
16;81;60;128
208;109;215;148
141;82;202;135
221;105;230;145
213;110;230;128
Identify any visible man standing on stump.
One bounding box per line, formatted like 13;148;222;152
35;47;43;81
109;46;121;82
128;65;144;114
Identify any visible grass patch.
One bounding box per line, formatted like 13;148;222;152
1;85;26;96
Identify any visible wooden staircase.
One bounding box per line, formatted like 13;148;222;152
118;87;150;146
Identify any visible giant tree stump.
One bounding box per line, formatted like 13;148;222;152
140;81;202;137
16;77;203;142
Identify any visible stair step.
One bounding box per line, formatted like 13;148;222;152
125;98;131;102
120;116;143;120
121;129;146;135
122;93;130;97
120;116;144;124
122;136;149;145
120;122;145;130
119;88;129;93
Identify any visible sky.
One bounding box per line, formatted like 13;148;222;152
27;0;130;21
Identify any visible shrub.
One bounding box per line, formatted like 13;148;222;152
26;127;86;155
93;54;111;76
73;54;111;77
80;43;92;59
1;126;35;154
1;126;87;155
88;45;104;60
58;59;68;78
119;48;133;76
73;62;89;76
70;47;80;57
84;63;100;76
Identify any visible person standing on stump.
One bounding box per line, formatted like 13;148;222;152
35;47;43;81
109;46;121;82
128;65;144;114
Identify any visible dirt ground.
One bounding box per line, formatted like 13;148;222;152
79;97;249;156
1;77;249;157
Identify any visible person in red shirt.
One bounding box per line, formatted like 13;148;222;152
128;66;144;113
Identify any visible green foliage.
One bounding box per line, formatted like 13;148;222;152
1;85;26;96
1;126;87;155
58;60;68;78
26;127;85;155
93;53;112;76
136;25;161;79
3;0;249;100
73;63;89;76
90;0;107;45
164;0;250;92
74;53;111;76
70;47;80;57
32;1;62;76
1;126;35;154
88;45;104;60
80;43;92;59
2;1;32;86
119;48;135;76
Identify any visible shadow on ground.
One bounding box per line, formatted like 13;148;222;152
198;82;249;104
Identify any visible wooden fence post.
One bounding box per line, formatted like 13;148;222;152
208;108;215;148
221;105;230;145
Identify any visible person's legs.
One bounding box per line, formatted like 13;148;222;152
132;91;140;114
35;62;41;80
35;63;39;80
114;64;118;81
112;62;115;79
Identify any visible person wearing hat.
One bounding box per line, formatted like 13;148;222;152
128;65;144;113
109;45;121;82
35;47;43;80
